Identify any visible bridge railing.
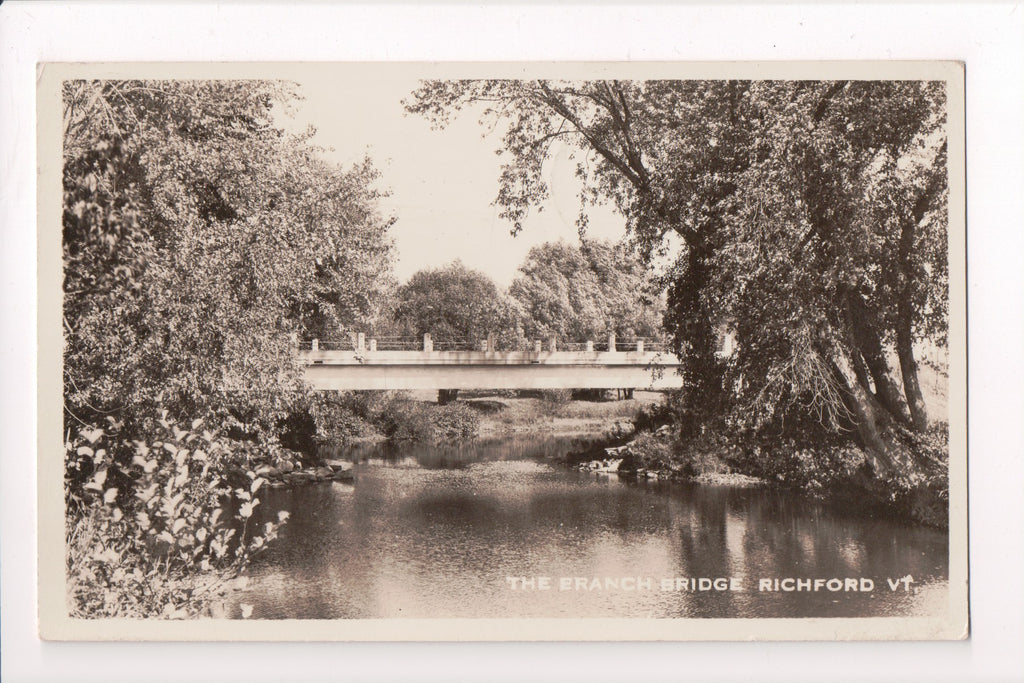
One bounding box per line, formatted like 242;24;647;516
433;340;479;351
373;336;423;351
299;334;671;354
299;338;355;351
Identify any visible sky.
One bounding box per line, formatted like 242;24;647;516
283;72;628;287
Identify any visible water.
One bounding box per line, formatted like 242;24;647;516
234;434;949;619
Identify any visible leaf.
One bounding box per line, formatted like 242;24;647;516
135;484;158;504
238;503;254;518
76;446;94;458
250;477;264;495
103;488;118;504
171;518;187;534
174;465;189;489
240;604;254;619
85;469;107;492
82;428;104;444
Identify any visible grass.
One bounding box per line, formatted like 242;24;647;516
468;391;662;434
400;389;664;435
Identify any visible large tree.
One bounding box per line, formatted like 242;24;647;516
63;80;395;436
509;239;664;344
392;260;521;347
407;79;949;475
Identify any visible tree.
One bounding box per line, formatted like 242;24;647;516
406;79;949;476
392;261;522;347
62;80;395;437
509;239;664;344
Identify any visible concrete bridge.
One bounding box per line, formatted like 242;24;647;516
298;333;682;392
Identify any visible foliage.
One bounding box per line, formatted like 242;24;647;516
428;402;482;441
508;239;664;344
569;389;610;401
62;79;395;617
392;260;522;347
616;432;677;474
65;416;287;618
305;392;393;445
722;426;947;525
380;399;480;442
407;79;949;479
539;389;573;409
631;393;681;433
62;80;394;437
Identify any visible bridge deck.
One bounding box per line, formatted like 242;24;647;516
299;349;682;391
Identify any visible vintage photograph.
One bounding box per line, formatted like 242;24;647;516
38;62;967;640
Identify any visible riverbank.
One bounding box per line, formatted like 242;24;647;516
455;390;662;436
313;390;947;529
568;424;949;529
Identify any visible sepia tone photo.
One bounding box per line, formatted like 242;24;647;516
37;62;967;640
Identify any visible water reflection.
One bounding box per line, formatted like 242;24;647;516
233;435;949;619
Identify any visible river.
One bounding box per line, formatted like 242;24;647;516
233;433;949;619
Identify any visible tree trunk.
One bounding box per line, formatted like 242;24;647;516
896;310;929;431
850;347;872;392
831;351;910;477
846;293;912;425
669;239;725;421
895;203;931;431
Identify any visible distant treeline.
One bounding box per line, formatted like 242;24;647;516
378;240;666;348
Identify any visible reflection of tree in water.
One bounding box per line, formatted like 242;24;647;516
668;486;736;616
242;437;948;619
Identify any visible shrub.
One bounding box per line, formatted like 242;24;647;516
277;409;318;458
380;400;435;442
430;402;480;440
618;432;675;474
65;413;287;618
380;399;480;442
877;422;949;526
304;392;392;446
539;389;572;409
632;398;676;434
570;388;608;401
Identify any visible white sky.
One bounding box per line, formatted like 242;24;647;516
284;72;628;286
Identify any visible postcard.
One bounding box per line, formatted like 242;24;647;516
38;61;967;640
